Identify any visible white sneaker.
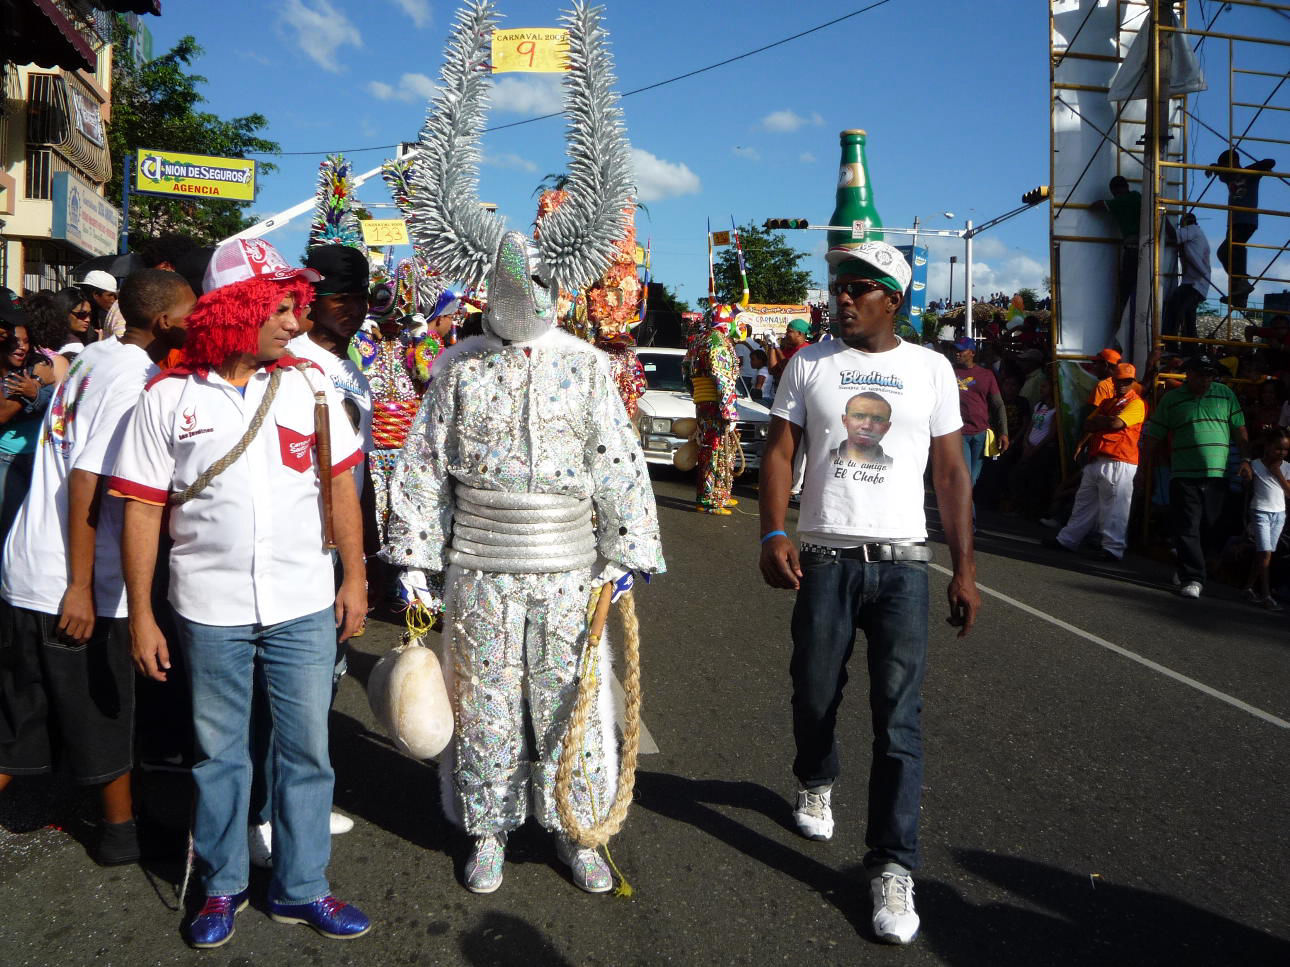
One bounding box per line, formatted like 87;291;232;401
329;811;354;835
464;833;506;894
793;785;834;841
870;871;920;945
1179;581;1202;599
555;835;613;894
249;821;273;869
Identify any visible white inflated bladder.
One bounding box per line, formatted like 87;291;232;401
367;641;454;760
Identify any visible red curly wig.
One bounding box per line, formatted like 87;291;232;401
182;276;314;370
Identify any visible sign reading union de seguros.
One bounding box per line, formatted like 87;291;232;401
134;149;257;202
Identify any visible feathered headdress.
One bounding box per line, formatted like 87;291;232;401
407;0;635;297
309;154;368;254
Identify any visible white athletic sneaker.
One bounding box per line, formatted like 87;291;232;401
329;811;355;835
793;785;834;841
249;821;273;869
870;871;920;945
555;835;613;894
1179;581;1202;599
464;833;507;894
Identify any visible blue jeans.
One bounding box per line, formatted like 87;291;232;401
790;552;929;872
962;431;987;522
176;607;336;902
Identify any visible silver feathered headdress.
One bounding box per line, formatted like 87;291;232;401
407;0;634;301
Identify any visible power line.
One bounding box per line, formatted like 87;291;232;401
246;0;897;156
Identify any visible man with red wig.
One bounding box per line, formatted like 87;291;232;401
110;239;372;948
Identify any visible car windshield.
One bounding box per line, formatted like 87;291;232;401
638;353;753;399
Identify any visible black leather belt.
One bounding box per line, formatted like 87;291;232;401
800;541;932;563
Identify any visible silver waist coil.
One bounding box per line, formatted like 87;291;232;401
449;484;598;573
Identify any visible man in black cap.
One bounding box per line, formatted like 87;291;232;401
1145;355;1251;598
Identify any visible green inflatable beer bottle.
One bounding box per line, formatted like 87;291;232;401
827;129;883;250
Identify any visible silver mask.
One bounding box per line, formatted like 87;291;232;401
485;231;555;343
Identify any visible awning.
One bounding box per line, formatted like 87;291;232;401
92;1;162;13
8;0;97;72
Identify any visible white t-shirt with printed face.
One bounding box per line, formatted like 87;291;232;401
772;339;962;545
2;338;157;617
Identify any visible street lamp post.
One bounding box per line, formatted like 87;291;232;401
948;256;957;308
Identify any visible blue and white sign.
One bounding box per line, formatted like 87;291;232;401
51;172;120;257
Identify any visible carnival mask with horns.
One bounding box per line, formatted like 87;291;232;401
407;0;634;343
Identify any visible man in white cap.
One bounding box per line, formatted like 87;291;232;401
757;240;980;946
79;269;124;338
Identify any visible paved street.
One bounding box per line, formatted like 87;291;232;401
1;469;1287;966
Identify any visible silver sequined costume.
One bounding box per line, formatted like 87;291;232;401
386;323;664;834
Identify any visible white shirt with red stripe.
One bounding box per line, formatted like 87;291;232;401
109;357;361;627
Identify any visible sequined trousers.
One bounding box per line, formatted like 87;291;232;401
440;565;618;836
696;402;737;509
368;449;402;542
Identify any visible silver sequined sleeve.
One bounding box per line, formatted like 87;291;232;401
587;356;666;575
385;362;458;572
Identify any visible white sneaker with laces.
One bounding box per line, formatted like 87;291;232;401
1180;581;1202;599
329;811;354;835
249;821;273;869
870;871;920;945
793;785;834;841
464;833;507;894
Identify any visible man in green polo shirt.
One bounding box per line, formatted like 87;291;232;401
1146;355;1251;598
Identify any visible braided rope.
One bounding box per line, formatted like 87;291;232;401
554;590;641;849
169;367;284;506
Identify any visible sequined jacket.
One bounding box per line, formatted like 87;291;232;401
386;329;666;576
686;330;740;422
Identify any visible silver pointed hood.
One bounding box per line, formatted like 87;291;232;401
484;231;555;343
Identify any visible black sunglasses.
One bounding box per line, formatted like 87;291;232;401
71;309;92;319
828;279;887;299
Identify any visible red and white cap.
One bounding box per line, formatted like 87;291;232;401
202;238;322;293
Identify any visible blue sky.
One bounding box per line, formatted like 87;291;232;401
139;0;1287;308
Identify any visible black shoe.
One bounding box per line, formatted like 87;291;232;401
1094;549;1120;562
95;818;140;866
1041;536;1066;551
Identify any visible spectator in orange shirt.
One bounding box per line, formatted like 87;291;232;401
1046;363;1146;560
1089;347;1142;407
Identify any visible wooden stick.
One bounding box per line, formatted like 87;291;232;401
314;391;337;549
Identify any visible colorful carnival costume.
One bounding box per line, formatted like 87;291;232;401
688;306;741;513
384;0;663;896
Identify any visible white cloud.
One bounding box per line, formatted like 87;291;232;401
391;0;431;27
732;145;761;161
629;148;701;202
490;74;564;114
799;152;816;164
482;151;538;173
366;72;438;102
922;238;1049;303
760;109;824;133
280;0;362;73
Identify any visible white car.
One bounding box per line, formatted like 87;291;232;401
633;347;771;470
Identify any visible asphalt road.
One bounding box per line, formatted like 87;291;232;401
1;467;1287;966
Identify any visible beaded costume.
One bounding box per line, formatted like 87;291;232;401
688;306;741;513
384;1;664;853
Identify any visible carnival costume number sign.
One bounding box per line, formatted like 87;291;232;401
491;28;570;72
360;219;411;246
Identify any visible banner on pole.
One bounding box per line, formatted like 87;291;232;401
491;29;570;72
134;149;257;201
710;231;731;247
360;219;411;246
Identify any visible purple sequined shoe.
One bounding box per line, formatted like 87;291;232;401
269;895;371;940
188;891;249;949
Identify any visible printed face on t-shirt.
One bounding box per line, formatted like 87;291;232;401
838;392;893;463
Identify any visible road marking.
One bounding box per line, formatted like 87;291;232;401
611;673;660;754
930;563;1290;730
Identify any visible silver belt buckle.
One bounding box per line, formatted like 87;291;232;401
861;543;881;563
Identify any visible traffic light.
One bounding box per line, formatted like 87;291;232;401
1021;185;1050;206
763;218;810;230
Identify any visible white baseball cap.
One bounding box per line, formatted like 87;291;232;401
79;269;118;293
825;240;913;294
202;238;322;294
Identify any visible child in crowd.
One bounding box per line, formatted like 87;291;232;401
749;348;774;405
1244;426;1290;610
